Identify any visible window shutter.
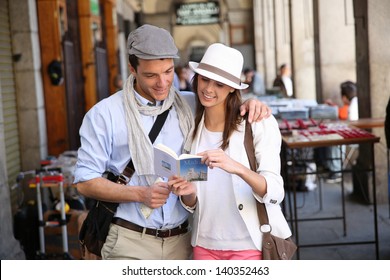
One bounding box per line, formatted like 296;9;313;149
0;1;22;213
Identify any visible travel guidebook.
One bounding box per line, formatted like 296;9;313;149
153;143;208;182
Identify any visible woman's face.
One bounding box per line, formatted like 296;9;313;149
196;75;234;109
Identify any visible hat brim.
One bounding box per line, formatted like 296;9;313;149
189;61;248;90
129;51;179;60
131;53;180;60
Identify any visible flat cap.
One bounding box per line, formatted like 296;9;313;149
127;24;179;60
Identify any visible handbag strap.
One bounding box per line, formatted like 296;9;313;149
244;118;270;226
120;107;171;182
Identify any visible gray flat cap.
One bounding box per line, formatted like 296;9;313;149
127;24;179;59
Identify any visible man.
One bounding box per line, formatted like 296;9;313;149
273;64;293;98
74;24;270;260
242;67;265;96
318;81;358;183
340;81;358;121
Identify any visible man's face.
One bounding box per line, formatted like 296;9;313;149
130;58;175;102
342;95;350;105
245;71;254;82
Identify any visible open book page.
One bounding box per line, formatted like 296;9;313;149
154;143;208;181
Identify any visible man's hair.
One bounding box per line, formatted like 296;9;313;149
340;81;357;101
243;67;253;75
128;54;171;72
280;64;287;71
129;54;139;71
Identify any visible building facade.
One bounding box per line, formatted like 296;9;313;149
1;0;389;259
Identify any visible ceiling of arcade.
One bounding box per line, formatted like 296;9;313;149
125;0;253;64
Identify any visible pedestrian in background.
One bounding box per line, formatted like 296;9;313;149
242;67;265;96
273;63;293;98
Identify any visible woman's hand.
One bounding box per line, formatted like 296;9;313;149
199;149;243;175
199;149;267;197
168;176;197;208
168;176;196;196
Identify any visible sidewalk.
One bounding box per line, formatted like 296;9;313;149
285;174;390;260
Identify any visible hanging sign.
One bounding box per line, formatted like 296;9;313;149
175;1;220;25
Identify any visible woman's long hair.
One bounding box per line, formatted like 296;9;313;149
192;73;243;150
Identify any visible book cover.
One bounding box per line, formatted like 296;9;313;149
153;143;208;181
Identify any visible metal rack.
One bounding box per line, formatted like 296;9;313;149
28;169;72;259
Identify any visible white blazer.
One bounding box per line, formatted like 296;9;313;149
190;114;292;250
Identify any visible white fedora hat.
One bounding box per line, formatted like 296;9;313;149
188;43;248;90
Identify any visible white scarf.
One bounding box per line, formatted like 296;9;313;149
123;75;194;184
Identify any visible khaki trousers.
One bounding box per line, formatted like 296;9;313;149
101;223;192;260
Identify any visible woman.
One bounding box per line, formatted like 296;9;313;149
169;43;292;260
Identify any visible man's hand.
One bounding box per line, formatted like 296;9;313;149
143;181;170;209
240;98;272;123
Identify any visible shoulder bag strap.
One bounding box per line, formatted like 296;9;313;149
244;118;270;226
119;107;171;182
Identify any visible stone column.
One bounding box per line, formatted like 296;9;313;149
10;0;47;171
289;0;316;100
315;0;356;104
353;0;390;203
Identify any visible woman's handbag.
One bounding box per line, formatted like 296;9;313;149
244;118;297;260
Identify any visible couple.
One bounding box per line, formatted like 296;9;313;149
74;24;291;260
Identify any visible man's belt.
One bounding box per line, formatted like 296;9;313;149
112;217;189;238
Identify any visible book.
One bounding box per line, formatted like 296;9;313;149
153;143;208;182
